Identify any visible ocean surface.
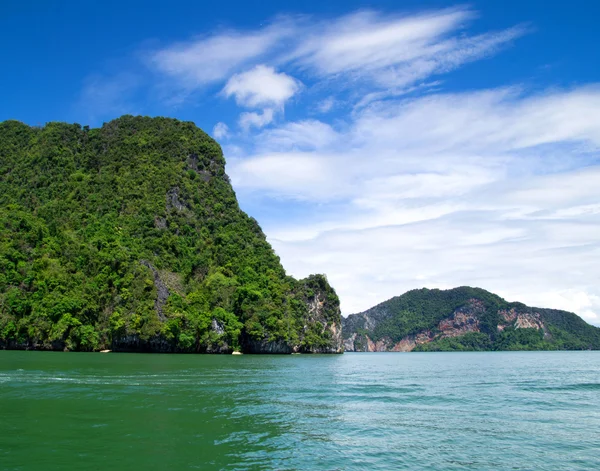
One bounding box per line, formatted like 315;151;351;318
1;351;599;471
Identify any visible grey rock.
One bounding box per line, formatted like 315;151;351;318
211;319;225;336
166;187;186;212
140;260;169;321
154;216;167;229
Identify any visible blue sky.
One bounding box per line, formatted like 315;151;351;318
2;1;600;323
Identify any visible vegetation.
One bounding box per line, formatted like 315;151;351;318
0;116;341;353
370;287;505;343
343;287;600;351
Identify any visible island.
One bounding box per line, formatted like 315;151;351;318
343;287;600;351
0;116;342;353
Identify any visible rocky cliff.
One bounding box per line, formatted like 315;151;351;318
343;287;600;351
0;116;342;353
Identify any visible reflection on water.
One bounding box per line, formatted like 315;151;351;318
1;351;599;470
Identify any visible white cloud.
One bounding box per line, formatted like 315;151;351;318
212;122;229;139
268;203;600;324
351;87;600;156
149;22;295;88
316;96;337;113
232;87;600;203
288;8;526;90
144;7;524;105
230;152;330;197
223;65;301;108
289;9;470;74
256;120;339;151
229;85;600;323
239;108;275;130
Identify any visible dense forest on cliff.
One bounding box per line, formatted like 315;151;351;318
343;287;600;351
0;116;342;353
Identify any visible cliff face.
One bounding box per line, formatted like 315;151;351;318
0;116;342;353
343;287;600;351
298;275;343;353
241;274;343;354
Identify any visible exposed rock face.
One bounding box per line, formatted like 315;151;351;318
304;287;343;353
343;333;358;352
211;319;225;335
391;331;434;352
499;308;518;324
344;330;435;353
242;276;344;354
111;317;233;354
366;337;388;352
166;187;186;212
242;338;294;354
438;312;479;337
154;216;167;229
328;321;343;353
497;308;550;338
500;308;544;330
342;306;390;339
110;276;344;355
140;260;169;321
515;314;542;330
344;301;485;352
342;293;561;352
187;153;212;182
112;334;178;353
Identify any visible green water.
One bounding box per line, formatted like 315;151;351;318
1;351;599;470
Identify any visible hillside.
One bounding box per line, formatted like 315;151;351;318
0;116;342;353
343;287;600;351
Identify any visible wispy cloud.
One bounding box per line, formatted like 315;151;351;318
78;7;525;126
142;6;525;115
148;21;296;89
288;9;473;74
212;122;230;139
315;96;337;113
239;108;276;130
256;120;339;151
230;87;600;201
288;8;526;91
228;85;600;322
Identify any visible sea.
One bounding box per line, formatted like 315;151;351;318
1;350;599;470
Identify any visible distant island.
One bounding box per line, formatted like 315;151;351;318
0;116;342;354
343;287;600;351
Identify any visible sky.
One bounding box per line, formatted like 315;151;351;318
2;0;600;323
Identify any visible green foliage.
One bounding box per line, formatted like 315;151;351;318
493;327;554;351
356;287;508;344
0;116;341;352
415;332;493;352
345;287;600;351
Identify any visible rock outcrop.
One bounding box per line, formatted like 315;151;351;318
140;260;169;322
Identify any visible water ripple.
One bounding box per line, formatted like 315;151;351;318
0;351;599;470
